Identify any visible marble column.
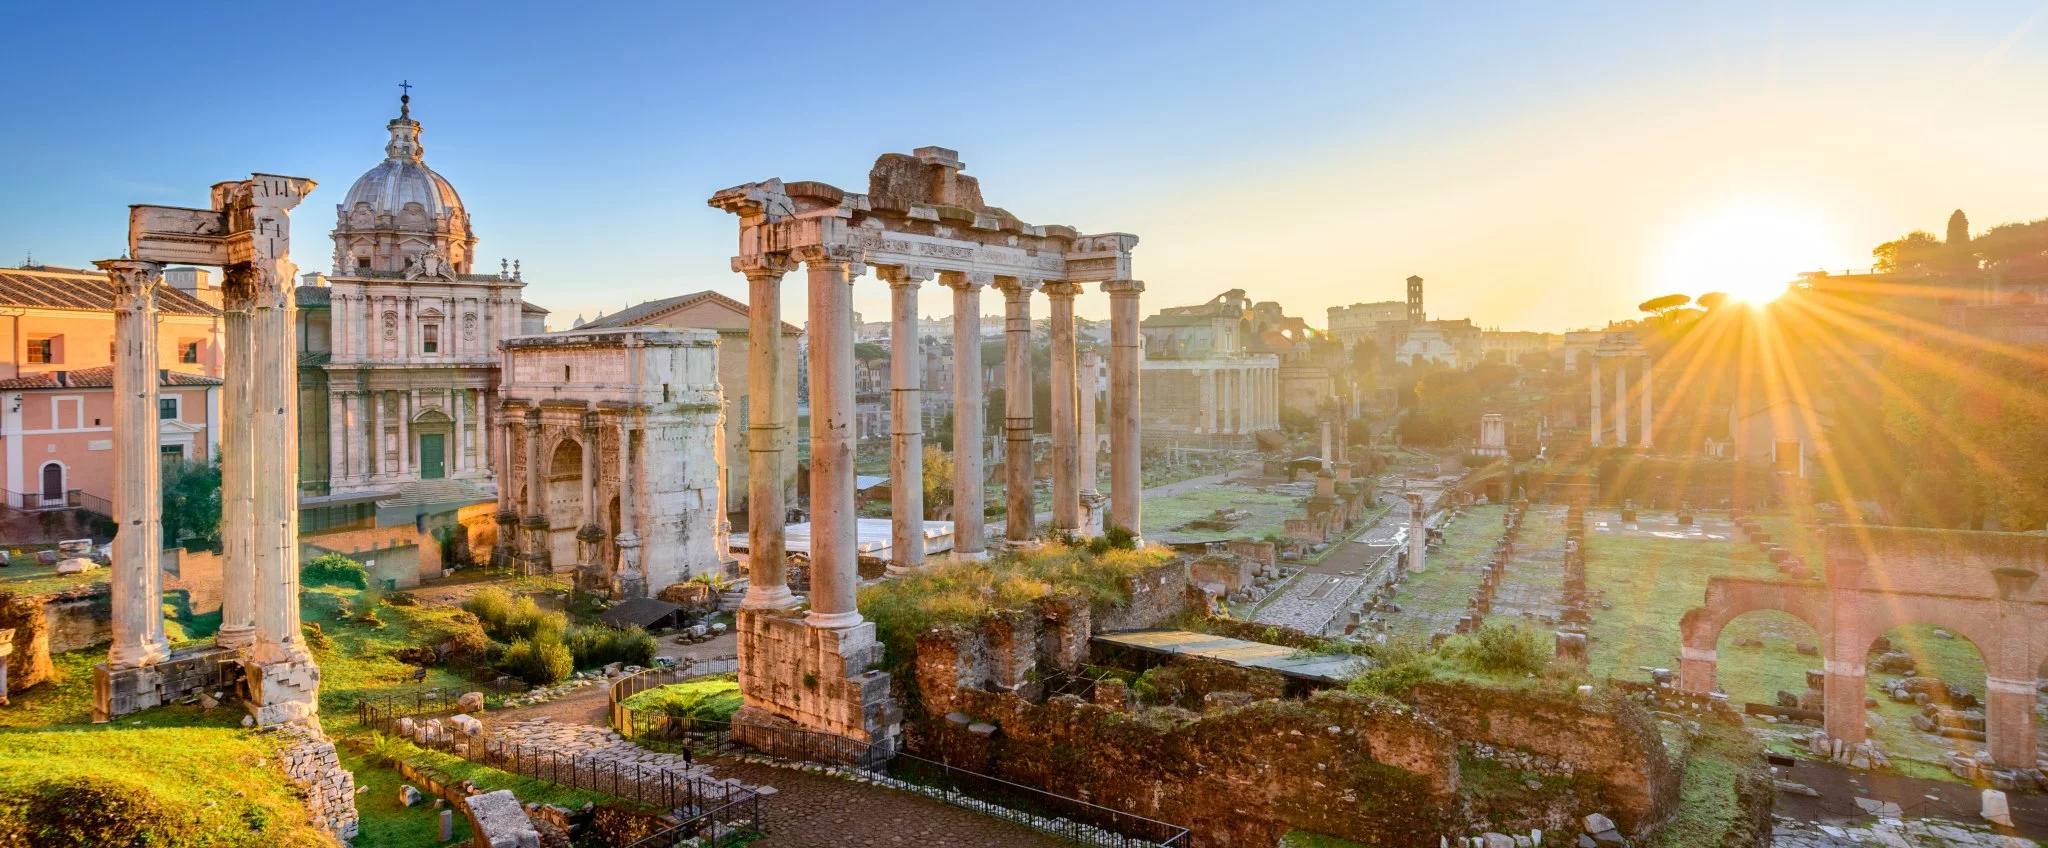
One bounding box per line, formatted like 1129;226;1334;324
327;390;345;488
579;413;601;569
945;273;989;560
1104;280;1145;538
1613;355;1628;447
216;271;256;650
1638;356;1653;450
739;254;798;609
1406;492;1428;573
1078;349;1104;535
1588;358;1603;447
244;176;318;707
398;391;413;476
453;389;467;472
997;278;1041;543
1046;281;1081;533
615;421;642;597
882;266;928;575
100;259;170;670
521;408;548;573
1320;420;1334;472
802;248;864;628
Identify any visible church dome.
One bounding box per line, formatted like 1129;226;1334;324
332;94;478;277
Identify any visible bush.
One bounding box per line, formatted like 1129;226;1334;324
1348;638;1439;698
301;622;332;651
301;554;368;590
10;775;174;847
501;635;574;686
1444;621;1549;676
566;625;656;669
464;588;565;643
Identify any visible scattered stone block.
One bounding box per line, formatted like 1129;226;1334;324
399;784;421;807
458;691;485;713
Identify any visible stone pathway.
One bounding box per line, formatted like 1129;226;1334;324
1772;816;2034;847
705;758;1066;848
488;718;758;789
1250;502;1401;635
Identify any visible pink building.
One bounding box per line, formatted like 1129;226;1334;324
0;265;223;510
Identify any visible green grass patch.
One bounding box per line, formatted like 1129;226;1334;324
620;673;742;729
1279;831;1381;848
0;557;108;597
0;718;331;847
342;744;471;847
1141;487;1303;544
1643;722;1769;848
858;541;1175;673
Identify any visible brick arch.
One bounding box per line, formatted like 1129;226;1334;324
1676;578;1830;695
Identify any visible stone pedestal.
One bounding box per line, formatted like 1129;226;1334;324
734;609;900;759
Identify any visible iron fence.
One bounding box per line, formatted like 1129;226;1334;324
608;658;741;752
620;791;764;848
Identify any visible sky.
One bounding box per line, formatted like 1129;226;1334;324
5;1;2048;332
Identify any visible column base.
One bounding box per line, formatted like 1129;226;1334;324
214;625;255;651
804;609;866;629
108;638;172;672
742;584;801;611
884;561;928;578
949;548;990;562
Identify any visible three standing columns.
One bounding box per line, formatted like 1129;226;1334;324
881;266;929;575
945;273;989;560
1104;279;1145;538
801;247;864;629
997;278;1040;543
1046;282;1082;533
100;260;170;671
739;255;797;609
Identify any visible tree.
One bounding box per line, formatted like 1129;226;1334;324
1872;230;1944;274
161;457;222;549
853;342;888;361
1696;292;1729;310
921;445;954;517
1638;294;1691;317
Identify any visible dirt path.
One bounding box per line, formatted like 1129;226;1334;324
707;759;1067;848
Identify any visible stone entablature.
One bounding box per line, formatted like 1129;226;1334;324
496;327;725;597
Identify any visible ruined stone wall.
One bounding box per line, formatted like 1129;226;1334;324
274;723;360;843
302;522;447;588
41;586;111;653
1095;559;1192;632
0;591;52;694
924;689;1461;848
1407;682;1680;838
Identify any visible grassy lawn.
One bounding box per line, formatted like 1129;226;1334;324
1378;505;1508;637
344;744;472;847
301;586;487;713
0;712;331;846
0;557;108;597
1142;486;1302;543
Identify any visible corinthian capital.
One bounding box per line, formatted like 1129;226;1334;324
1042;281;1083;300
792;244;866;277
994;276;1043;298
95;259;164;310
732;253;798;278
877;265;934;288
1102;279;1146;298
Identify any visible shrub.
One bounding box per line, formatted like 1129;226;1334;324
464;588;566;643
301;622;332;651
1444;621;1549;676
383;591;419;606
11;775;174;847
501;635;574;686
1348;638;1439;698
301;554;368;590
463;587;515;629
566;625;657;669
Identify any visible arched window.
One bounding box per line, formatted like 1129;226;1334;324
40;462;63;501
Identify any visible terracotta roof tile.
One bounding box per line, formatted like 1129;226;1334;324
0;366;223;390
0;267;218;316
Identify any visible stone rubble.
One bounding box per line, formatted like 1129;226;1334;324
274;722;360;843
1771;815;2033;847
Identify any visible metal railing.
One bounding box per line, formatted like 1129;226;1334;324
608;658;740;750
620;791;764;848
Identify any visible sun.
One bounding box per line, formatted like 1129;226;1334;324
1659;203;1833;304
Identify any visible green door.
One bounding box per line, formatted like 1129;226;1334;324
420;433;446;479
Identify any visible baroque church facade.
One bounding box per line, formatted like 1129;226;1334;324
297;95;547;515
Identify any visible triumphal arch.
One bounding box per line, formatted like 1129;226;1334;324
1679;525;2048;768
709;147;1143;749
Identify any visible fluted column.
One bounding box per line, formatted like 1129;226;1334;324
1078;348;1104;536
945;273;989;560
216;270;256;650
1104;280;1145;538
453;389;467;472
1588;357;1603;447
1638;355;1653;449
1045;282;1081;533
246;176;317;682
1613;354;1628;447
802;247;864;628
882;266;928;575
101;259;170;670
997;278;1041;542
739;255;798;609
615;420;643;597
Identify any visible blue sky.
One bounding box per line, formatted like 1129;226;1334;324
6;1;2048;331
